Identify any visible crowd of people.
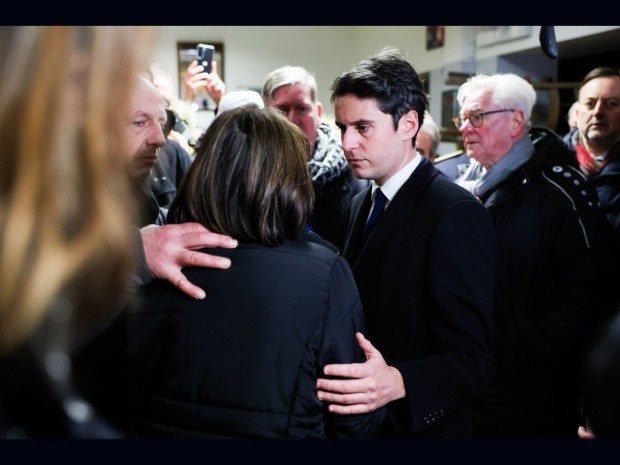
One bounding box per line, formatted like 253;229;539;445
1;26;620;440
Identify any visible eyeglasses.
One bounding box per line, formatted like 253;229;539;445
452;109;515;129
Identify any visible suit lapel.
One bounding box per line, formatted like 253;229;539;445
343;187;372;265
352;158;438;264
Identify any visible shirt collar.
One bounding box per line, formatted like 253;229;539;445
370;154;422;203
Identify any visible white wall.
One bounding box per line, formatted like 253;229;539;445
154;26;356;118
152;25;620;152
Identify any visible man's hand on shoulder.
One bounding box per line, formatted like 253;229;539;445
140;222;238;300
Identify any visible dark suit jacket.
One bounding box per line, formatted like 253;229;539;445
343;157;496;438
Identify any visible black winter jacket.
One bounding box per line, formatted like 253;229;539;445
127;240;385;438
473;127;619;438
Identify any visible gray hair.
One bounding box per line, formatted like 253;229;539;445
419;114;441;153
456;73;536;125
262;66;318;103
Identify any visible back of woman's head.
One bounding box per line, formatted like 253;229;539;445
0;26;156;354
169;106;314;246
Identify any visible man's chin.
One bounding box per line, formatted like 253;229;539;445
585;126;609;138
129;166;153;184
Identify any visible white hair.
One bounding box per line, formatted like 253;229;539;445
456;73;537;124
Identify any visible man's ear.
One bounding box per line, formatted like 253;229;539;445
316;101;323;119
511;109;526;136
402;109;419;139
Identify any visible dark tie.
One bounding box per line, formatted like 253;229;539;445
363;188;387;242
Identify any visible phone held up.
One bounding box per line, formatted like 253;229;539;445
196;43;215;74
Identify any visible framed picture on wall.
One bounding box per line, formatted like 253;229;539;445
426;26;445;50
441;89;458;129
176;41;225;111
441;89;462;143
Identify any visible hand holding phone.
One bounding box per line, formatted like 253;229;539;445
196;43;215;74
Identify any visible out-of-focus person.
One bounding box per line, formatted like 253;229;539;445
433;148;471;182
123;74;169;227
70;71;237;435
149;63;194;154
562;100;579;146
0;25;154;438
147;105;193;211
184;58;226;108
217;89;264;114
416;112;472;181
578;308;620;439
415;113;441;161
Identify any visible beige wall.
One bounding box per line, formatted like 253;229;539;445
153;25;619;152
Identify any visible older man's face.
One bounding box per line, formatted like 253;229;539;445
458;89;517;169
122;77;168;181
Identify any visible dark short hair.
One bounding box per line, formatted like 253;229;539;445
168;106;314;246
581;67;620;89
330;47;428;131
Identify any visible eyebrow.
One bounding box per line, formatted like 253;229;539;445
134;110;166;123
341;118;373;126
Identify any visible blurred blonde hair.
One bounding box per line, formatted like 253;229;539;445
0;26;156;354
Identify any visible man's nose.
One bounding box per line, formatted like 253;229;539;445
341;129;357;151
150;126;167;148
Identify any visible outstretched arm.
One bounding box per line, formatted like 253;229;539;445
184;60;225;106
317;332;406;414
140;222;237;299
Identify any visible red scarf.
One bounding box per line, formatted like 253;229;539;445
576;143;603;177
575;142;619;177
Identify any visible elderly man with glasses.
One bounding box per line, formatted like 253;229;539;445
453;73;619;439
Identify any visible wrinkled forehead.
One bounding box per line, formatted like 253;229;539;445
130;77;166;115
273;82;315;102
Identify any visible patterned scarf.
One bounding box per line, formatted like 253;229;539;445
308;122;348;189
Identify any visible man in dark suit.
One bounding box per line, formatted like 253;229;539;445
316;47;497;438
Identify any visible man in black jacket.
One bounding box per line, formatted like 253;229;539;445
563;67;620;239
453;72;618;438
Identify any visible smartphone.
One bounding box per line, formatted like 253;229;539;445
196;43;215;74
